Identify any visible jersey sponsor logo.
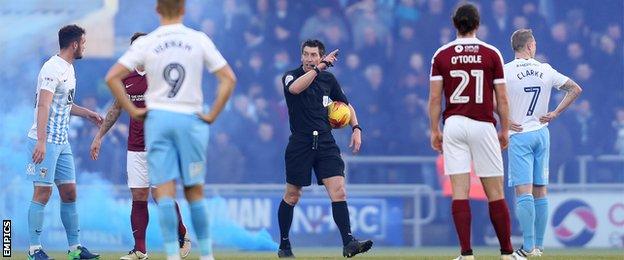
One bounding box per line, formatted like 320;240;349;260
464;45;480;53
454;45;464;53
284;75;294;86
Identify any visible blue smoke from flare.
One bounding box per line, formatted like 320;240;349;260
0;106;277;252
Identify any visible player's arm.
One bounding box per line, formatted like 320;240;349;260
347;104;361;154
288;49;339;94
540;79;582;123
32;90;54;164
90;100;122;160
494;83;510;149
428;79;443;152
70;104;103;126
198;65;237;124
105;63;143;120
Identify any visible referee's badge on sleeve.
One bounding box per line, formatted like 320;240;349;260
284;75;294;86
323;96;332;107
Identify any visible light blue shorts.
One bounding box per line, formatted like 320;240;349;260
508;127;550;187
145;109;209;187
26;138;75;186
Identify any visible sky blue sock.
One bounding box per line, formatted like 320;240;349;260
60;202;80;247
158;197;179;257
516;193;535;250
534;197;548;249
190;199;212;256
28;201;45;246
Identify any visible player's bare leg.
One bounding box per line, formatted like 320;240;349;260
277;184;302;258
480;177;519;259
323;176;373;258
153;180;181;260
58;183;99;259
450;174;474;260
183;184;211;260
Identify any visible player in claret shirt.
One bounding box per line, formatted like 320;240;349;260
428;3;524;260
90;32;192;260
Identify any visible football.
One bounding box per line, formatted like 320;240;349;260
327;101;351;128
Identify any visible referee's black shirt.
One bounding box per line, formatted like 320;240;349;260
282;66;349;135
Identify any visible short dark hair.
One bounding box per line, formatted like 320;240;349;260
130;32;147;44
301;39;325;56
511;29;534;52
157;0;185;18
58;24;85;49
452;3;480;35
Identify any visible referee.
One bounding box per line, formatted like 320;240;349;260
277;39;373;258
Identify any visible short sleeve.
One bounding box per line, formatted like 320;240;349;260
329;74;349;105
430;56;443;81
39;65;60;93
118;37;146;71
546;64;569;89
282;72;297;93
492;49;506;84
200;33;227;73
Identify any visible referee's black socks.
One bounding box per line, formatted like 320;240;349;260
332;201;355;246
278;199;294;249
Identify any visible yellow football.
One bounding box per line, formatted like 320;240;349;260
327;101;351;128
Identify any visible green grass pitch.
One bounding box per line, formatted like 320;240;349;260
39;247;623;259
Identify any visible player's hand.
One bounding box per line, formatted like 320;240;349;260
32;140;46;164
318;49;339;70
130;108;148;121
430;129;443;153
349;128;362;154
90;137;101;160
539;111;559;124
510;122;523;132
197;113;215;124
87;111;104;127
498;131;509;150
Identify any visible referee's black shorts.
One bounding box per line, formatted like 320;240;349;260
284;132;345;186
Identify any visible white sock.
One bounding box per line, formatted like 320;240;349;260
200;255;215;260
69;244;80;252
29;245;42;254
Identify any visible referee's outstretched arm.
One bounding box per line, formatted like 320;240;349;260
288;49;339;94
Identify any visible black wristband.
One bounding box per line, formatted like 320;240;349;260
352;125;362;132
313;67;321;74
320;60;333;67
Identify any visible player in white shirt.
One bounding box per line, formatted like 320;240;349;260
26;25;103;260
105;1;236;260
504;29;582;257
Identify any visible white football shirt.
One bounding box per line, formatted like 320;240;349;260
28;55;76;144
504;58;569;134
118;23;227;114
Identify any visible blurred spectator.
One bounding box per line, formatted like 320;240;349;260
613;108;624;155
267;0;301;54
569;100;606;155
207;133;245;183
394;0;420;25
486;0;512;48
245;122;283;183
300;3;348;45
347;0;392;51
